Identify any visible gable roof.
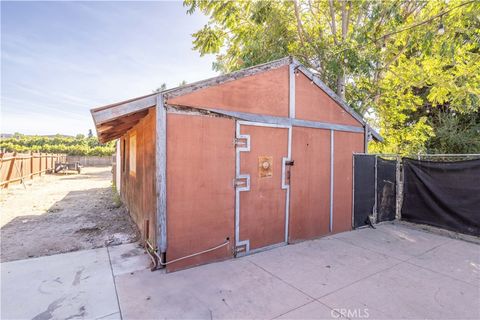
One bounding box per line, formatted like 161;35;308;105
91;56;382;143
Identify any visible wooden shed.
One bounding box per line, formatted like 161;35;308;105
91;57;382;272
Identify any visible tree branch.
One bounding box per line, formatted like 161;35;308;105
293;0;305;46
328;0;339;45
341;0;350;42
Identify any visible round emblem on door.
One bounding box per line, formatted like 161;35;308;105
258;156;273;178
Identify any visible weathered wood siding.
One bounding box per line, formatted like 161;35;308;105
332;131;364;233
165;113;235;272
288;73;365;241
295;73;362;127
120;107;157;245
167;66;289;117
238;124;289;250
289;129;363;240
0;153;65;188
289;127;331;241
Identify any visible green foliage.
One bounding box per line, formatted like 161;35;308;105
0;134;115;156
111;183;122;208
370;0;480;154
426;111;480;154
186;0;480;154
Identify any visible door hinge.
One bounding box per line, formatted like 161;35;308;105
234;138;248;147
234;245;247;256
233;177;248;188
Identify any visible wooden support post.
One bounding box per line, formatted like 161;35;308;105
4;152;16;188
20;156;24;179
373;155;378;223
30;151;34;179
329;130;334;232
364;125;369;153
156;94;167;254
395;156;403;220
289;63;296;119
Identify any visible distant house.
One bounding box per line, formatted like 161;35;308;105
90;57;382;272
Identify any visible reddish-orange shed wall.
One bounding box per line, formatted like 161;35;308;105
119;108;157;245
289;127;331;241
238;125;288;250
295;73;362;127
109;61;371;273
167;66;289;117
332;131;364;234
166;113;236;272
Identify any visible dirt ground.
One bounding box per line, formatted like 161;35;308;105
0;167;138;262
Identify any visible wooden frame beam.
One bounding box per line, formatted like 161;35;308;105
156;94;167;254
91;95;157;126
96;110;149;143
167;104;365;134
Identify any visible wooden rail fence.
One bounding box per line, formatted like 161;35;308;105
0;152;66;188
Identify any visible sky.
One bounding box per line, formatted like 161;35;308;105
1;1;217;136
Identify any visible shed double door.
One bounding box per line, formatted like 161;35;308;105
235;121;291;255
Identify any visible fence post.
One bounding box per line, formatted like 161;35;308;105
373;155;378;223
4;152;16;188
30;151;34;179
395;156;403;220
20;155;24;181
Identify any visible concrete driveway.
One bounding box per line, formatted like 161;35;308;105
2;223;479;319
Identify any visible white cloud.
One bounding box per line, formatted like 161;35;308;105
1;1;218;135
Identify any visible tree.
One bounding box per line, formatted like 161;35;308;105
154;83;167;92
184;0;423;102
369;0;480;154
185;0;480;154
12;132;23;139
426;112;480;154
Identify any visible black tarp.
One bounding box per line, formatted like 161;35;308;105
402;158;480;236
353;155;375;228
376;158;397;223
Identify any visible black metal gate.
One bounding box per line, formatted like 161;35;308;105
376;158;397;223
354;153;480;236
353;154;397;228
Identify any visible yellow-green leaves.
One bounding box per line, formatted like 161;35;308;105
186;0;480;154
